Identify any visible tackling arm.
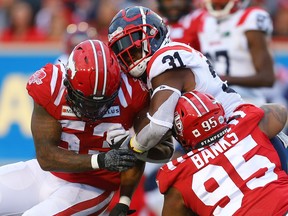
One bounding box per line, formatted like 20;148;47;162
259;103;287;138
259;103;288;173
32;102;136;172
109;160;145;216
119;160;145;203
162;187;196;216
32;102;93;172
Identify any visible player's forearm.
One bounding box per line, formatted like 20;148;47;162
36;144;93;172
119;160;145;200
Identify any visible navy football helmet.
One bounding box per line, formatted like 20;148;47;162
108;6;170;78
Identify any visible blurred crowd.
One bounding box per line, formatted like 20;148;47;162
0;0;287;44
0;0;156;43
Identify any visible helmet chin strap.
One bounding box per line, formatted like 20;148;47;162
129;57;151;78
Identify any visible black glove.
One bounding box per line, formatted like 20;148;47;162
109;203;136;216
98;149;137;172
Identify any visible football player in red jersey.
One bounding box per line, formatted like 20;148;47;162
157;91;288;216
0;40;150;215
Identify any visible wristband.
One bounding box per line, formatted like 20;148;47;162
119;196;131;206
130;136;144;153
91;154;99;169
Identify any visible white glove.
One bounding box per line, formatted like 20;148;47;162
106;123;130;149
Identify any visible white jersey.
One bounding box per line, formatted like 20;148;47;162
198;7;273;105
146;41;244;118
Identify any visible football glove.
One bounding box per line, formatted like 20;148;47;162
109;203;136;216
98;149;137;172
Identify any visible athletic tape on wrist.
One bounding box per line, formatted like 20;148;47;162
91;154;99;169
119;196;131;206
130;136;144;153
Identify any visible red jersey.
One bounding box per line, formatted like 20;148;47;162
167;9;206;51
157;104;288;215
26;63;149;191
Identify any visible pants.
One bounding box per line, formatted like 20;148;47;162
0;159;114;216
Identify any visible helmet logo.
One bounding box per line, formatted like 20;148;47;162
174;111;183;136
28;69;46;85
192;129;201;138
67;51;77;79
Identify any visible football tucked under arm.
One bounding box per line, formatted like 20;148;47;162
105;122;174;163
135;133;174;163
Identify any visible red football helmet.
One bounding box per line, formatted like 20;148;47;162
108;6;170;78
204;0;250;19
65;40;121;122
173;91;228;152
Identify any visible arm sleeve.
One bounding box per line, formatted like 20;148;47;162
133;90;180;152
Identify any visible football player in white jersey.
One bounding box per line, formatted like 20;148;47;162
108;5;244;154
107;6;288;213
0;40;150;215
157;91;288;215
198;0;275;106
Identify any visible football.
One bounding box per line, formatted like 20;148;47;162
135;138;174;163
